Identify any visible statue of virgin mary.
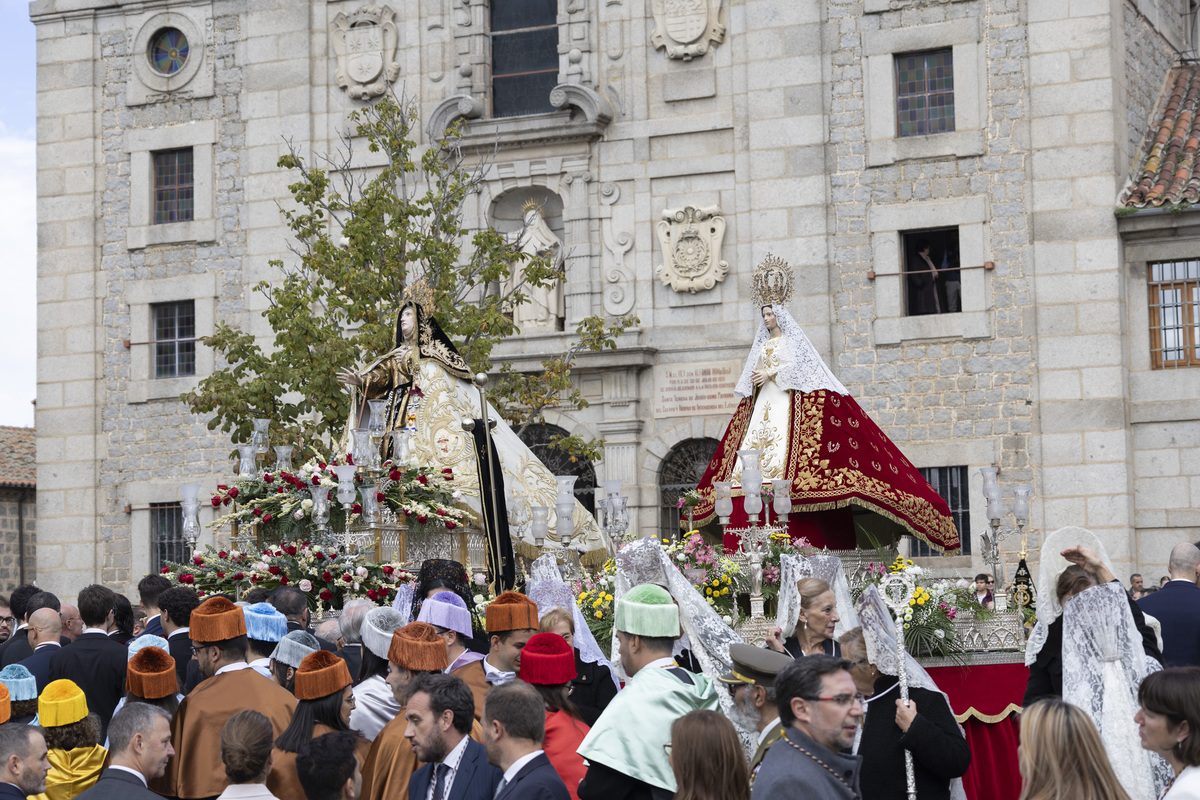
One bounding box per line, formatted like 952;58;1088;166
692;255;959;553
337;278;608;581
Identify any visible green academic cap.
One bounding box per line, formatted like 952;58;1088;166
616;583;680;638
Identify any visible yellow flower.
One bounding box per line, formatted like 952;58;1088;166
908;599;916;606
593;600;601;609
705;588;713;596
723;575;731;584
721;587;729;596
595;611;602;619
711;579;720;587
917;597;926;605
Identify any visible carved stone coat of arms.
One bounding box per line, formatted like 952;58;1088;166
650;0;727;61
655;205;728;293
332;6;401;99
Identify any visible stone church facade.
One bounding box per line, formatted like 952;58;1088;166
29;0;1200;598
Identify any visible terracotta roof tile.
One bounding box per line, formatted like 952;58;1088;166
0;427;35;489
1122;65;1200;208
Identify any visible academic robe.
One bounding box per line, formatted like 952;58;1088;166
543;710;589;800
29;744;108;800
360;707;483;800
267;723;371;800
167;667;296;799
451;657;488;722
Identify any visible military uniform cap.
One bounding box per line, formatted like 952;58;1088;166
718;642;793;687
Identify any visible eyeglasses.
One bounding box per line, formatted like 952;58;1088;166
0;617;14;627
986;580;995;585
806;693;866;708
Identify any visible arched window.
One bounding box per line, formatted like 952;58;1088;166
659;438;719;540
518;423;596;514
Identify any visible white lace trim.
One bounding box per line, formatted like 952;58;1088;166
734;305;847;398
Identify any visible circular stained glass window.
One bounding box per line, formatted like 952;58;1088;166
150;28;190;75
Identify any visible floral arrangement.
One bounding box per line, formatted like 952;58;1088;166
163;541;414;611
675;489;703;511
573;559;618;653
856;556;964;659
758;532;816;605
666;532;740;622
209;455;473;543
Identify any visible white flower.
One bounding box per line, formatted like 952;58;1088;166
722;615;732;625
230;550;241;559
452;490;463;501
299;579;313;592
933;629;945;639
293;509;304;520
353;582;360;591
955;578;969;589
356;566;369;578
474;573;487;586
473;594;485;605
301;499;314;510
192;550;203;561
252;561;269;572
676;554;687;562
312;545;322;552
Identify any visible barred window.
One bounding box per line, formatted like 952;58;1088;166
1148;259;1200;369
660;438;720;541
153;300;196;379
490;0;558;118
912;466;971;557
154;148;194;223
517;423;596;514
895;49;955;138
151;502;186;573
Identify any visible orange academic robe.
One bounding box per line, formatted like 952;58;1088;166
452;659;488;722
360;707;484;800
543;710;590;800
168;666;297;799
268;722;372;800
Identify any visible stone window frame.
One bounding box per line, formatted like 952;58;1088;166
862;17;985;167
124;121;217;250
127;272;217;404
901;438;1001;570
128;482;215;579
869;196;992;345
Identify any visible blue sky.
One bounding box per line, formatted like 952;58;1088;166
0;0;39;428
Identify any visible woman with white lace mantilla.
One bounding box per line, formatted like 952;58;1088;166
691;255;959;555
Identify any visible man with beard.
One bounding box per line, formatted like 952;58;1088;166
0;597;12;645
0;723;50;799
718;643;793;785
406;673;501;800
750;655;864;800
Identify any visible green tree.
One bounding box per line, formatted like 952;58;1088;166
183;93;635;461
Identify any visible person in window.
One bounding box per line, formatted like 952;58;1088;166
938;248;961;313
908;239;942;315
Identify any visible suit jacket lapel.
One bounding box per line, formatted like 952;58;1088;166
496;753;549;800
446;740;480;800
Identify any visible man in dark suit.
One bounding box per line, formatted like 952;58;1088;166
272;586;337;652
2;590;63;667
0;585;40;665
0;722;50;798
157;587;200;693
407;673;503;800
77;702;173;799
482;682;569;800
297;731;364;800
137;575;171;640
335;599;371;684
17;608;63;692
49;584;128;739
1139;542;1200;667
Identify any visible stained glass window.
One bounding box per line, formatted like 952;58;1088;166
491;0;559;118
911;466;971;557
154;149;194;224
153;300;196;379
895;49;955;138
151;28;190;76
1148;259;1200;368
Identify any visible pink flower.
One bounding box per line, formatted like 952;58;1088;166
299;579;313;592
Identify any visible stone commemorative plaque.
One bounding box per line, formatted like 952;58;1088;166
652;360;742;418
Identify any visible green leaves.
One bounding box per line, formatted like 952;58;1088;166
183;92;635;464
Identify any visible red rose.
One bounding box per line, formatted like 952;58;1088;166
269;566;281;575
218;551;227;559
197;590;206;597
442;468;453;475
279;575;289;585
276;487;284;494
318;462;327;470
436;509;445;516
286;546;297;556
404;509;413;516
193;556;203;565
320;589;333;601
351;503;362;514
216;571;225;578
312;475;321;486
263;473;273;483
217;484;228;491
253;507;264;517
346;453;355;465
376;492;386;503
180;574;194;585
445;521;457;530
263;514;273;523
224;497;231;506
160;566;169;574
417;475;427;485
389;469;402;481
443;474;453;482
314;552;325;560
355;473;363;483
228;487;239;499
211;496;222;507
233;572;244;581
382;565;394;576
417;514;427;524
367;589;378;601
274;550;283;556
251;575;260;584
342;574;353;583
323;571;333;581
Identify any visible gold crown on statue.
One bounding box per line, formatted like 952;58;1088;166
752;253;794;307
402;277;436;314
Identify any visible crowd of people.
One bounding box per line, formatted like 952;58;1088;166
0;534;1198;800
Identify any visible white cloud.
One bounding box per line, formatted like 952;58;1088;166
0;124;37;428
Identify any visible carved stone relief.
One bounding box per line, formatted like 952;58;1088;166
650;0;726;61
655;205;728;294
600;182;635;316
331;5;401;100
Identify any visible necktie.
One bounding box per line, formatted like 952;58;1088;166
494;778;508;799
432;763;451;800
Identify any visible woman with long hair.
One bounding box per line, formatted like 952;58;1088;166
668;710;749;800
266;651;368;799
1136;668;1200;798
216;710;280;800
518;632;590;800
765;577;841;658
1018;699;1131;800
